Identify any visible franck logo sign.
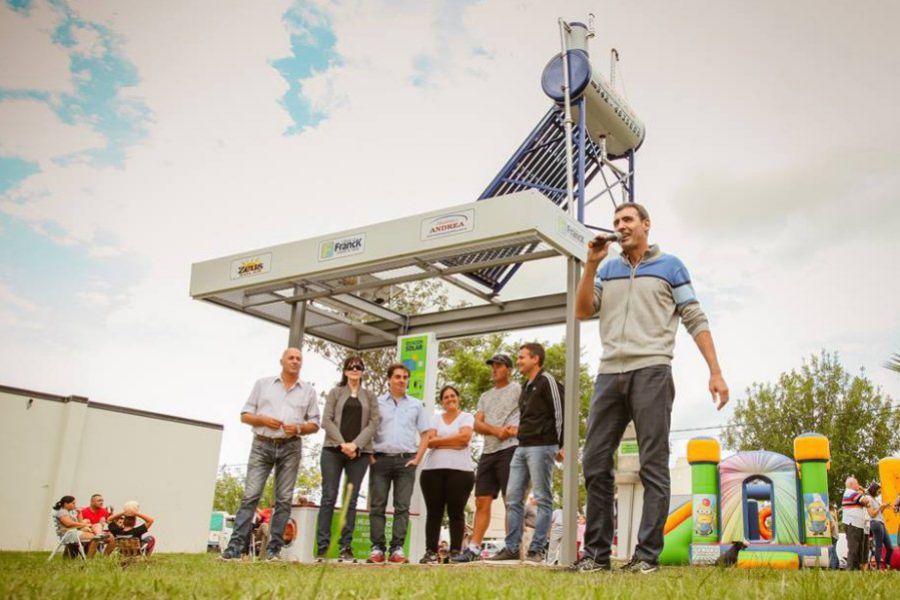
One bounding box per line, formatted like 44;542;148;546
318;234;366;262
420;210;474;241
230;253;272;280
557;216;586;247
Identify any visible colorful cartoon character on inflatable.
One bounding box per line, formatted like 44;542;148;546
695;498;715;537
807;494;828;535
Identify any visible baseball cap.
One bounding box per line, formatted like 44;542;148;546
485;354;513;368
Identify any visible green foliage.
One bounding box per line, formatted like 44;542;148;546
304;280;454;396
212;469;244;514
302;277;597;508
722;351;899;502
885;352;900;374
212;442;323;512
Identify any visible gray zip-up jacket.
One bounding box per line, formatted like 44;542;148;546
592;245;709;373
322;385;380;453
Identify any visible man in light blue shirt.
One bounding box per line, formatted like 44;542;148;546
367;363;431;564
221;348;320;561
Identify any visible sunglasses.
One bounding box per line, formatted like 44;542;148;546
346;365;365;372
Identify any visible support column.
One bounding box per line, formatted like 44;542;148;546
561;256;581;566
288;296;307;349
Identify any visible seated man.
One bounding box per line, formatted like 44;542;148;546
80;493;111;537
108;503;156;556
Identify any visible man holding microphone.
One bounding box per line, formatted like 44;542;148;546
221;347;320;561
573;202;729;574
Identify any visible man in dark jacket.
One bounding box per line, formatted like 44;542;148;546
488;342;563;563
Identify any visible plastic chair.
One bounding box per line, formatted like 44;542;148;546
48;529;87;562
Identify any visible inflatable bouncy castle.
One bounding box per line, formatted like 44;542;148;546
660;433;833;568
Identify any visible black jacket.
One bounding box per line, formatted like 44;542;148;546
517;370;564;447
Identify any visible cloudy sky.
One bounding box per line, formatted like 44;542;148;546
2;0;898;467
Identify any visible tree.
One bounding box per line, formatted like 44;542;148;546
212;441;323;512
304;280;454;395
722;351;899;502
212;468;245;514
885;352;900;374
442;336;595;508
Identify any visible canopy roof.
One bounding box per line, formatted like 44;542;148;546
190;190;590;350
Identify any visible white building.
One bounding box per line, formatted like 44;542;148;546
0;384;222;553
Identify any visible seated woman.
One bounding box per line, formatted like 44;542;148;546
108;501;156;556
52;495;99;558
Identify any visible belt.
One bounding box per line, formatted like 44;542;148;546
255;435;299;446
374;452;415;459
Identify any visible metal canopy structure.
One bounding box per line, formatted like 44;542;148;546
190;190;590;350
190;17;644;568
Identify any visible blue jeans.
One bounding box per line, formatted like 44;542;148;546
871;520;893;568
226;437;302;554
504;444;557;554
368;454;417;552
316;448;369;553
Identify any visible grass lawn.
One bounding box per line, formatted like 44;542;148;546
1;552;897;599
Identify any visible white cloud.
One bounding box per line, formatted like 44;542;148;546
0;98;105;165
0;2;73;94
2;0;899;467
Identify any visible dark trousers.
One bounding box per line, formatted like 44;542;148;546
871;520;893;569
420;469;475;552
581;365;674;564
227;437;301;554
845;523;865;570
369;454;417;552
315;447;370;553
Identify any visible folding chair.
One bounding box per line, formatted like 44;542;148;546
115;536;144;559
48;529;87;562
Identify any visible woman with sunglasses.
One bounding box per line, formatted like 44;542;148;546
418;385;475;564
317;356;380;561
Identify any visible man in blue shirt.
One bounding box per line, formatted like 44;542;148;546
367;363;431;564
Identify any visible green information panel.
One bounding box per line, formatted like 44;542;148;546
399;335;429;401
315;512;411;558
619;440;639;456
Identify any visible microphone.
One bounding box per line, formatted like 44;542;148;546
588;232;622;249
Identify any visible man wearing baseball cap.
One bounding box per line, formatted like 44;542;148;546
451;353;521;563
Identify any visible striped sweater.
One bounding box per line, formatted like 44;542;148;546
517;370;564;448
592;244;709;374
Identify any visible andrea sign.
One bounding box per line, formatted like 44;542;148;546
230;253;272;280
420;210;474;241
318;233;366;262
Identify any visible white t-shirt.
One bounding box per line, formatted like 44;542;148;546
421;411;475;472
870;496;884;523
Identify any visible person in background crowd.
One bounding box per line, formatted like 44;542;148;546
108;501;156;556
452;354;521;564
52;495;99;558
546;507;564;565
317;356;380;562
418;385;475;564
488;342;564;564
367;363;431;564
80;494;111;537
221;348;320;562
866;482;892;570
841;476;870;570
827;503;839;569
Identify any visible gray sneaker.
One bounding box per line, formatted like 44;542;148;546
219;547;241;561
450;547;481;564
265;548;283;562
524;550;544;564
621;558;659;574
571;557;611;572
486;546;520;563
